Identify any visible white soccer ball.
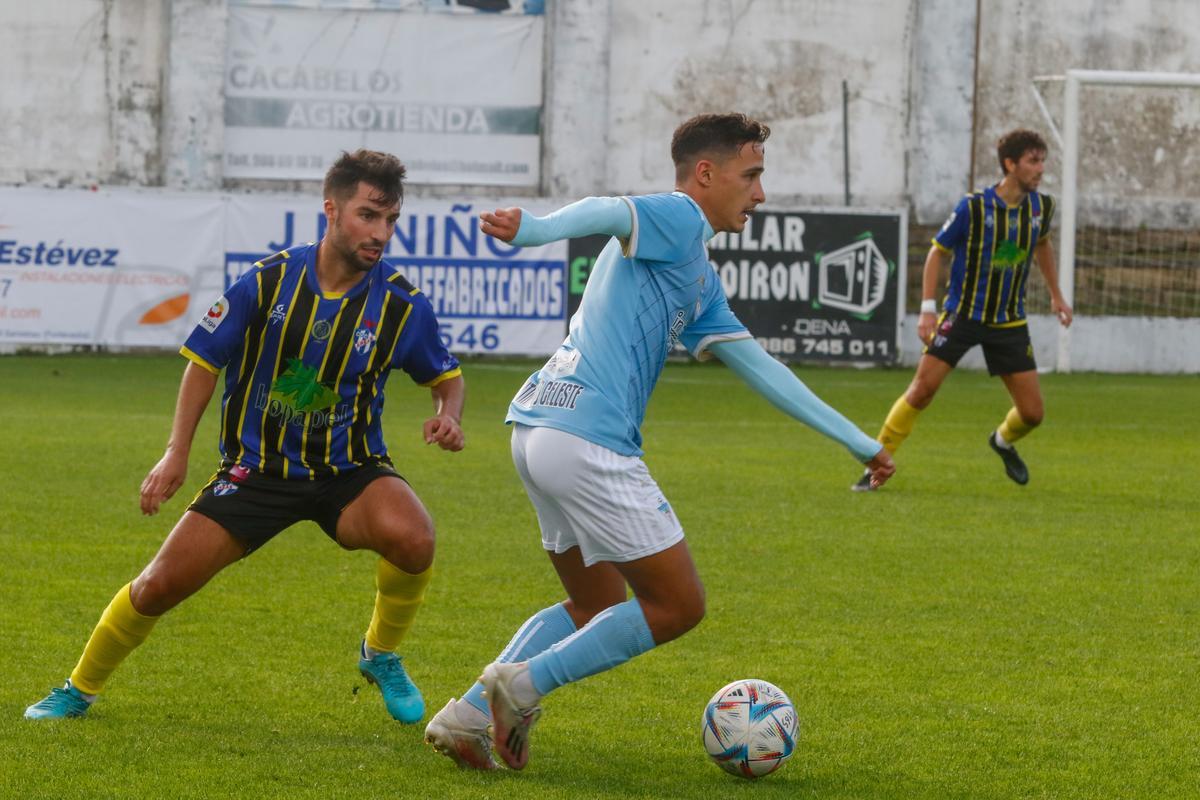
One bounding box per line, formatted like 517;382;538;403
701;678;799;778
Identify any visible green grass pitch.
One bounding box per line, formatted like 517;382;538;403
0;354;1196;799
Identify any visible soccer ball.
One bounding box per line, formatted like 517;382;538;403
701;679;799;778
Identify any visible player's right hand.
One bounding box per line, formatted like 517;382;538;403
480;207;522;243
917;311;937;345
140;449;188;516
865;448;895;490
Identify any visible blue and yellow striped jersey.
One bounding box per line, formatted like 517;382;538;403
933;185;1055;326
181;243;460;479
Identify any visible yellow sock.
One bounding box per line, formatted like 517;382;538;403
997;407;1035;445
69;583;160;695
878;395;922;454
364;559;433;653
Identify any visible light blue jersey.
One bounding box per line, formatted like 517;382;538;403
507;192;750;456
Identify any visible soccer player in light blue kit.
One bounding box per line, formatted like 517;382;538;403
424;113;895;770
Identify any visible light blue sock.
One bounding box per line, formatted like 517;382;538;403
462;602;577;715
527;598;656;696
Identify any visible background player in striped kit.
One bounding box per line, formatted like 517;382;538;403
853;129;1073;491
25;150;464;724
424;113;894;771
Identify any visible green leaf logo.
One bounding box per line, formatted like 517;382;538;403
993;239;1027;268
270;358;341;413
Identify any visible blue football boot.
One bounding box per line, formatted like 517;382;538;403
24;683;92;720
359;644;425;724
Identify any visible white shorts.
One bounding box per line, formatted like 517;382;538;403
510;424;685;567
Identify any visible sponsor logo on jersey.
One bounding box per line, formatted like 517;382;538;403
200;297;229;333
992;239;1028;269
534;379;584;410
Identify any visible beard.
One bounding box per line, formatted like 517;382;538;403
331;230;380;272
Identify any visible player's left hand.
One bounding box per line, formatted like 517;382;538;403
423;415;464;451
1052;297;1073;328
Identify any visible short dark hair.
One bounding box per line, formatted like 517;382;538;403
671;113;771;179
323;149;407;207
996;129;1047;174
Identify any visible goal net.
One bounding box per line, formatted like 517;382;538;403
1032;70;1200;370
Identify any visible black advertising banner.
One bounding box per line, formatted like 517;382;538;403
709;209;905;364
566;208;906;365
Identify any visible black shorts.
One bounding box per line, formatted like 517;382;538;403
924;312;1037;376
188;458;405;554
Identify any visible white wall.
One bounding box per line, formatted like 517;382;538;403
7;0;1200;212
973;0;1200;228
0;0;166;187
907;0;975;224
604;0;913;209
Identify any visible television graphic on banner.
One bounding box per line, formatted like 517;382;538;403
567;208;906;365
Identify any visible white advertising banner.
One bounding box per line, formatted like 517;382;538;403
224;6;543;185
0;187;568;356
0;188;224;347
223;194;567;355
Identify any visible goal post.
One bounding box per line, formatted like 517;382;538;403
1033;69;1200;373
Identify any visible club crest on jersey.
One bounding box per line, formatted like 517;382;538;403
353;323;376;355
200;297;229;333
212;480;238;497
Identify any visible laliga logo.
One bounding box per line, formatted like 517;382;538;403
816;236;889;318
200;296;229;333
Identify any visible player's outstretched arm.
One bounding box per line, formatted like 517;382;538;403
140;361;220;516
710;338;894;486
424;374;465;452
480;196;633;247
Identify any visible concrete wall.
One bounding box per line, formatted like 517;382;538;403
605;0;914;209
973;0;1200;228
0;0;167;187
6;0;1200;213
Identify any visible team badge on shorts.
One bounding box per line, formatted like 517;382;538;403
657;499;675;522
932;313;955;348
212;480;239;497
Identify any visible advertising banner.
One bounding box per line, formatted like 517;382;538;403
224;5;543;185
224;195;568;356
0;188;567;356
0;188;224;347
567;207;907;365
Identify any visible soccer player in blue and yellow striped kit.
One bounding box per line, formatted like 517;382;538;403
853;129;1074;490
25;150;464;723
